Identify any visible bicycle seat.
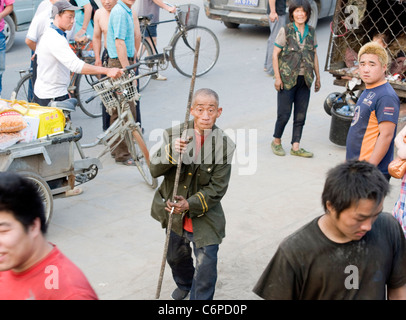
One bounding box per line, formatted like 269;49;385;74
49;98;77;113
138;15;153;22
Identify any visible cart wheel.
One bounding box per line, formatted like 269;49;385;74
19;171;54;225
324;92;342;116
86;164;98;180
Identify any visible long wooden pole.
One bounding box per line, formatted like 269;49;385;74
155;37;201;299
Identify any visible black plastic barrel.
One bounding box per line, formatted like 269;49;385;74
329;103;353;146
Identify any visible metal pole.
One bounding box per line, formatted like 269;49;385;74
155;37;201;300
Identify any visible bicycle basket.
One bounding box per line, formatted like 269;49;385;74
178;4;199;27
92;73;140;114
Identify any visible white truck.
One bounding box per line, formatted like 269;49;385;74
203;0;336;29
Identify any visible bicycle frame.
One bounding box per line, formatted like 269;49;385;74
137;4;220;83
139;10;194;56
74;67;157;187
78;96;136;160
60;80;140;185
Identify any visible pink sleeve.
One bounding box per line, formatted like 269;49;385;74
4;0;14;5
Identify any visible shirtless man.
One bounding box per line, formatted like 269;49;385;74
93;0;141;130
93;0;141;69
93;0;116;69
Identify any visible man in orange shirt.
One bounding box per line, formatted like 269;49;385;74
346;41;400;180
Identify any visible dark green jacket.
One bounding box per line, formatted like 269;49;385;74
278;22;316;90
150;120;236;248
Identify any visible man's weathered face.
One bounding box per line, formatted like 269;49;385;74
191;94;222;135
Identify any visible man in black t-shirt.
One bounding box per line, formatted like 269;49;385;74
253;160;406;300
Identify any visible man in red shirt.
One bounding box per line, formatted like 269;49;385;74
0;172;98;300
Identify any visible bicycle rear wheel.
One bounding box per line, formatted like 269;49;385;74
75;73;102;118
138;38;154;92
14;72;35;102
125;126;157;189
170;26;219;77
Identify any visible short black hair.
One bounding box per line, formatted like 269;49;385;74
321;160;389;217
193;88;219;107
0;172;47;233
288;0;312;24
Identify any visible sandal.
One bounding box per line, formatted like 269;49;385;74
65;187;83;197
116;158;137;166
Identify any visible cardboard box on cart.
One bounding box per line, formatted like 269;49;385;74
19;116;40;142
11;102;65;138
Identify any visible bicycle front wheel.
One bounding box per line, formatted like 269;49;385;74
125;126;158;189
137;38;154;92
14;72;35;102
75;73;102;118
170;26;219;77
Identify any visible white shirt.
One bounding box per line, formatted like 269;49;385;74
34;0;53;18
26;9;51;48
34;26;85;99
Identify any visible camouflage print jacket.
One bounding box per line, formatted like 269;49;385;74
278;22;316;90
150;120;236;248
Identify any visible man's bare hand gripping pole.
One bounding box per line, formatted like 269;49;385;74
155;37;201;299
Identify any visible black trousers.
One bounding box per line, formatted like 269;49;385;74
33;93;70;107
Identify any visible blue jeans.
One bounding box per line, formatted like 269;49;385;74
273;75;311;145
167;230;219;300
0;31;6;96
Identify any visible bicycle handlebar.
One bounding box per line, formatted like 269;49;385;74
88;63;139;87
85;68;158;103
89;57;160;87
126;61;141;72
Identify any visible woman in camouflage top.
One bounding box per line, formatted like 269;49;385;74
270;0;321;158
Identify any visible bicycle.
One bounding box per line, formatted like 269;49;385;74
56;62;158;189
137;3;220;91
13;39;102;118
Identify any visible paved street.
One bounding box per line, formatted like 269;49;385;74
2;0;403;300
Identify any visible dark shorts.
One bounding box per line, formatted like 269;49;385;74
146;25;157;37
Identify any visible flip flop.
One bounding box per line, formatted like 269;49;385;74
116;158;137;166
65;187;83;197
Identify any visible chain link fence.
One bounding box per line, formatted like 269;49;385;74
325;0;406;98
